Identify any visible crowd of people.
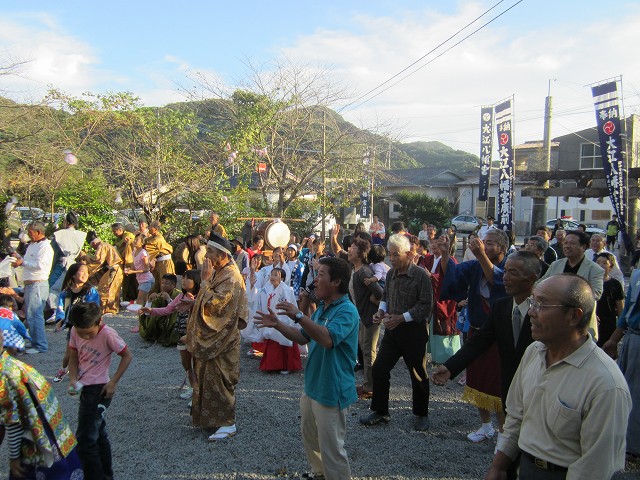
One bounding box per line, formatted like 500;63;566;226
0;207;638;479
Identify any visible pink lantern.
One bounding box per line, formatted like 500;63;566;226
63;150;78;165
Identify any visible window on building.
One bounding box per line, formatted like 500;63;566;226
579;210;586;221
579;143;603;170
591;210;611;221
392;202;402;213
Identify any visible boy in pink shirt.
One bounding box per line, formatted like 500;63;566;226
68;302;133;479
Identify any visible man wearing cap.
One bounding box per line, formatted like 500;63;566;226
486;274;631;479
10;221;54;353
144;221;175;294
186;233;249;441
48;211;86;315
81;233;123;315
478;215;497;240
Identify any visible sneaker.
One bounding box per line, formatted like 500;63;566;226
52;369;67;383
208;424;237;441
359;411;390;426
45;314;57;325
280;370;290;375
299;473;325;480
467;426;495;443
180;387;193;400
25;348;41;354
130;326;140;333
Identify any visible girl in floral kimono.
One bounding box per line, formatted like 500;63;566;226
0;334;83;479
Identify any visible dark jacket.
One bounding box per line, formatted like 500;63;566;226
444;296;534;409
351;265;383;327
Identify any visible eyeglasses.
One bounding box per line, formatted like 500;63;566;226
527;297;577;312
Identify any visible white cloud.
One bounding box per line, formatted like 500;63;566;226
0;14;111;100
279;3;640;154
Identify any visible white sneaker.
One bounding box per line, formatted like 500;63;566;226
25;348;41;355
280;370;290;375
179;387;193;399
208;424;236;441
467;426;495;443
45;314;56;325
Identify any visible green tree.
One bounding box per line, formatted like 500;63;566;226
55;174;116;242
45;91;229;222
393;191;451;233
191;61;375;217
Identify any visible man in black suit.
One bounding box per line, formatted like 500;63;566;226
431;251;541;410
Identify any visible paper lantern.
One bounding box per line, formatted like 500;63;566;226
63;150;78;165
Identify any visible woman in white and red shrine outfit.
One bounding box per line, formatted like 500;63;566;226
255;267;301;374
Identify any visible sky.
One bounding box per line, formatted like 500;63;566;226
1;0;640;156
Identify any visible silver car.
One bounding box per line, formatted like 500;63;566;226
545;219;606;236
451;215;486;234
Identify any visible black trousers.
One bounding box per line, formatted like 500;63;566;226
370;321;430;416
76;384;113;480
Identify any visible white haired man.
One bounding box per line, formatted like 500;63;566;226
359;233;433;431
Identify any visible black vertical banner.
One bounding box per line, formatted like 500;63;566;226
478;106;494;201
494;99;514;231
591;81;627;230
360;151;371;218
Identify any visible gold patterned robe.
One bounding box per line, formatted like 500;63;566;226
84;242;124;315
115;231;137;301
186;261;248;428
144;232;175;293
0;351;77;467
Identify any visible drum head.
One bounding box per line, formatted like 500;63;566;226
265;222;290;249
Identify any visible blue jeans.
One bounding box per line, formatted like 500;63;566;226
76;384;113;480
24;281;49;352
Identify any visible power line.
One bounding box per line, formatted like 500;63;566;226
338;0;510;113
341;0;526;113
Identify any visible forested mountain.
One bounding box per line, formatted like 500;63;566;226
165;99;479;174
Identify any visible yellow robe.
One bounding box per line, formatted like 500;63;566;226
85;242;123;315
144;233;175;293
186;261;248;428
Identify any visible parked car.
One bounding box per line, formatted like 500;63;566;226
6;207;45;238
451;214;485;234
545;219;606;236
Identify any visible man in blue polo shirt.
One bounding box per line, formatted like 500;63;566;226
255;256;359;480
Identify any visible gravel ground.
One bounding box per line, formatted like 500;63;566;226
3;311;639;480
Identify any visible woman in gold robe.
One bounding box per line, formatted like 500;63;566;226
144;221;175;293
82;233;124;315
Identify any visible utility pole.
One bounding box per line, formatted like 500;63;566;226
321;110;327;241
531;80;553;233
